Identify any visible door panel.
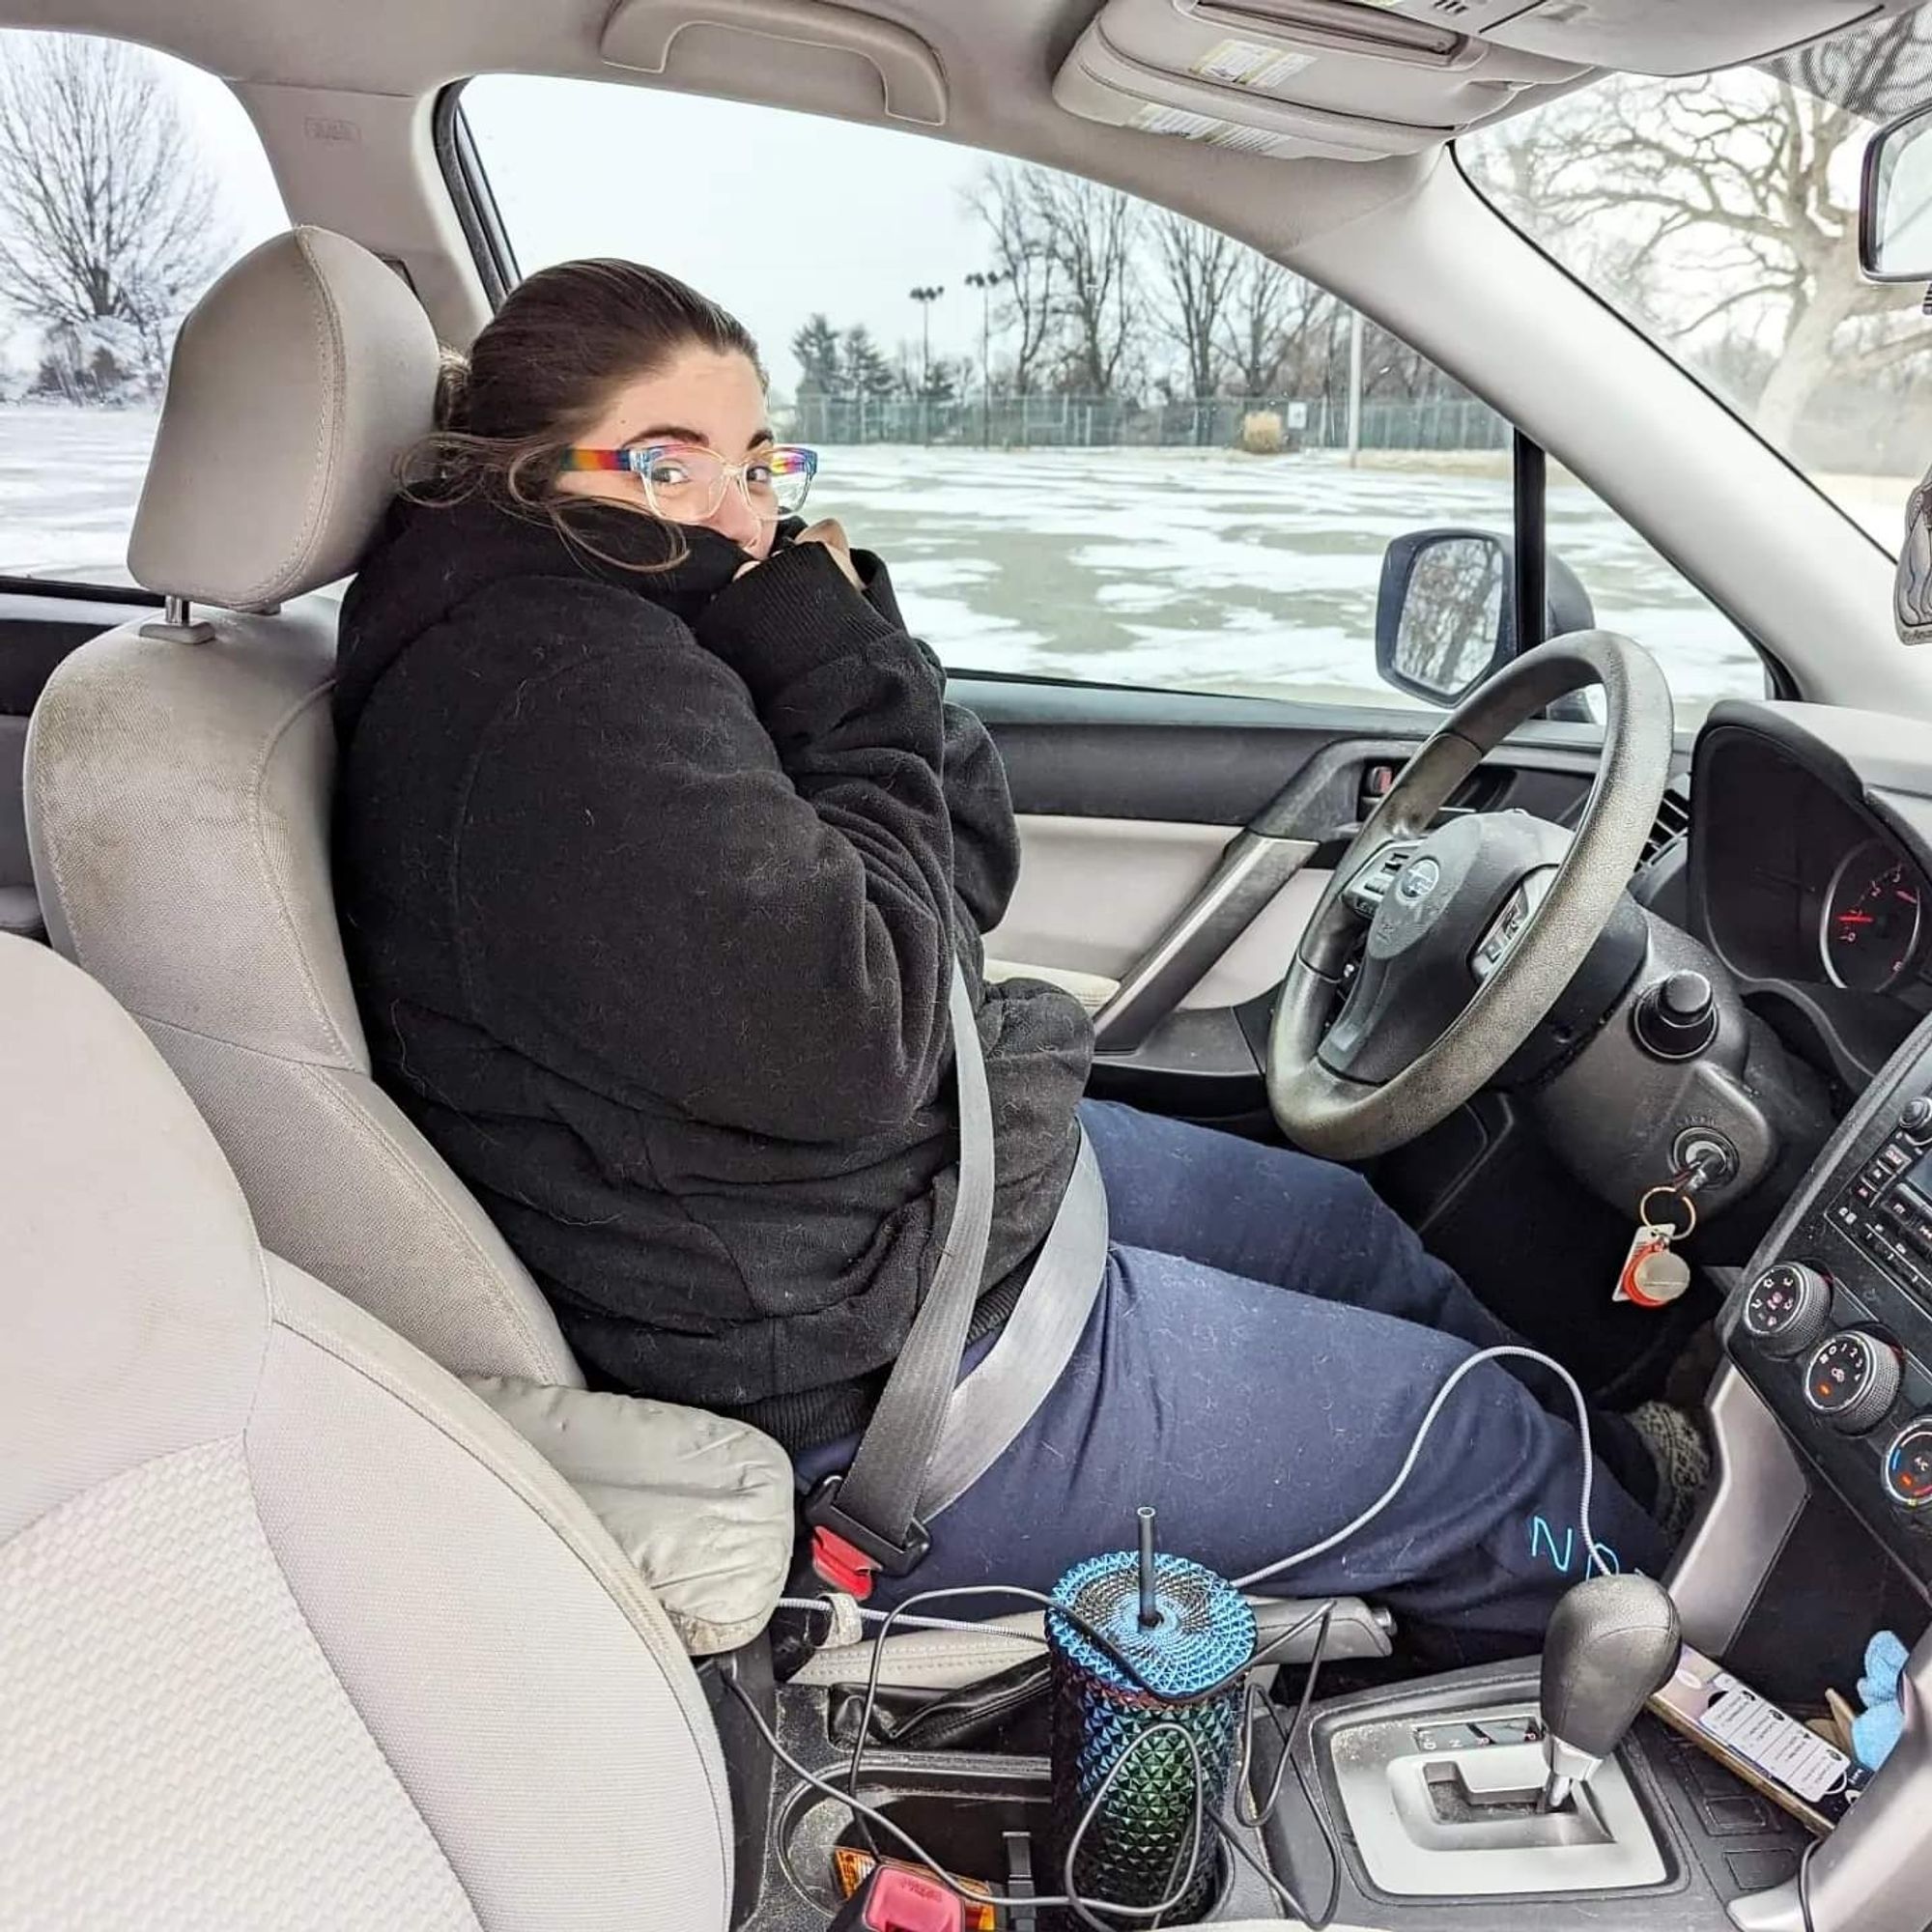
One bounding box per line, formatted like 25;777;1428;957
1185;864;1332;1012
986;815;1234;982
988;816;1336;1016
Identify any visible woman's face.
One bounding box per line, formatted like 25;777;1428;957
558;345;779;559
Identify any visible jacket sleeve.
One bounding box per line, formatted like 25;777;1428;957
455;554;958;1142
852;547;1023;933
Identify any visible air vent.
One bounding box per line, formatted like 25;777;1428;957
1640;781;1691;869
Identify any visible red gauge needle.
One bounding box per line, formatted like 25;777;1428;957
1838;911;1875;925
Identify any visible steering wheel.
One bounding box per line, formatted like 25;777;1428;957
1268;632;1674;1162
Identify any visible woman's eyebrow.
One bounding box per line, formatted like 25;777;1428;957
616;425;777;451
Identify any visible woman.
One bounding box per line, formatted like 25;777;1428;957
333;259;1700;1643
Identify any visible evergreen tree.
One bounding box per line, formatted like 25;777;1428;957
920;355;962;404
842;325;896;399
790;312;845;398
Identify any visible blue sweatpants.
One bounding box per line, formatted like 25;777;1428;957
802;1100;1670;1640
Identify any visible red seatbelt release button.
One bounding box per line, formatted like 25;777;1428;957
861;1867;964;1932
810;1523;879;1602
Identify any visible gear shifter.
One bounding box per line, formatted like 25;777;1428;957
1538;1574;1681;1811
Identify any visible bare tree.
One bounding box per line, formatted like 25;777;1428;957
0;35;229;397
1029;170;1143;397
1274;274;1349;401
1220;254;1298;397
968;162;1057;396
1151;209;1237;400
1467;18;1932;449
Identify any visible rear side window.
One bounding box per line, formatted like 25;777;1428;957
0;30;287;586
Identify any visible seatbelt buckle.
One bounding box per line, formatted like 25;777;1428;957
805;1473;931;1601
829;1864;964;1932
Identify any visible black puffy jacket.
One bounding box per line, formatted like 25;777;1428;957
332;493;1092;1449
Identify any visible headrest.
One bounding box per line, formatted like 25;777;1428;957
0;935;268;1542
128;227;440;612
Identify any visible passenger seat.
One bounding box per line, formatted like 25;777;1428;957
0;932;735;1932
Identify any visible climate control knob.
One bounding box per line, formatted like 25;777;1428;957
1884;1419;1932;1510
1742;1264;1833;1357
1803;1332;1903;1435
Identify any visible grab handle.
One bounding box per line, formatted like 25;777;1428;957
601;0;948;126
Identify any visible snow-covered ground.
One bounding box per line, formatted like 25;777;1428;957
1;403;1889;720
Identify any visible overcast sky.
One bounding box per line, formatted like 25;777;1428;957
131;52;1001;397
465;76;996;394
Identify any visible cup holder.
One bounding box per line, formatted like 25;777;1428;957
775;1755;1239;1923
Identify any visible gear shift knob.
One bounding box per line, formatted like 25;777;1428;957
1539;1574;1680;1809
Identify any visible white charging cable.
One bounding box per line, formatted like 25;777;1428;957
782;1342;1611;1632
1234;1343;1608;1591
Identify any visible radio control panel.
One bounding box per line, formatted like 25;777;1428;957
1725;1083;1932;1595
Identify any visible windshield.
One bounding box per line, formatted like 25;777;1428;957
1462;11;1932;553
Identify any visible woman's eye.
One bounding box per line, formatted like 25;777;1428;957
745;463;776;489
646;460;694;488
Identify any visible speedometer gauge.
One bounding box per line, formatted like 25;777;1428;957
1822;838;1922;992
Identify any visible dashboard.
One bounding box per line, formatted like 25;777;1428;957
1691;702;1932;1601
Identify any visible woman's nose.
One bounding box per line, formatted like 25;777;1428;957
702;487;763;550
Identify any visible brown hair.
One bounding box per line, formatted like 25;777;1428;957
403;258;765;568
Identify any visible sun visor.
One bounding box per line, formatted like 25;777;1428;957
1369;0;1882;79
1053;0;1585;162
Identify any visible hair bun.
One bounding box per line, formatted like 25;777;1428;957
434;351;472;432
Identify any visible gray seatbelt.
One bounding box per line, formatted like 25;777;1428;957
805;963;998;1588
920;1131;1106;1519
805;961;1109;1594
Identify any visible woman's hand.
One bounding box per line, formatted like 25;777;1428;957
734;518;863;586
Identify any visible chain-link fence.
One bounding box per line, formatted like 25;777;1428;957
780;391;1509;453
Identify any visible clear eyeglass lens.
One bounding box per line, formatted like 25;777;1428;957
638;447;728;520
757;449;815;515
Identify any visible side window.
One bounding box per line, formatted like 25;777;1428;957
0;31;288;586
460;76;1759;727
1548;484;1767;724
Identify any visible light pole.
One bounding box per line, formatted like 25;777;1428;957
908;285;945;394
965;268;1006;448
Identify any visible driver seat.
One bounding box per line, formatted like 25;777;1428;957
23;230;792;1656
0;932;734;1932
24;228;574;1388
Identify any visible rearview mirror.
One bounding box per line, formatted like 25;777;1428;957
1862;102;1932;281
1375;528;1596;706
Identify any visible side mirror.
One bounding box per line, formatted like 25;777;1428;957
1375;528;1596;706
1861;101;1932;281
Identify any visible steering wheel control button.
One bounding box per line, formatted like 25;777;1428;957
1470;886;1530;980
1633;970;1719;1060
1902;1096;1932;1141
1742;1264;1833;1357
1345;845;1415;919
1803;1332;1903;1435
1884;1421;1932;1510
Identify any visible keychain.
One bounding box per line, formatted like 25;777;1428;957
1615;1184;1696;1308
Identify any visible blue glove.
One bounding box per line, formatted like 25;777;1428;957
1852;1630;1911;1772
